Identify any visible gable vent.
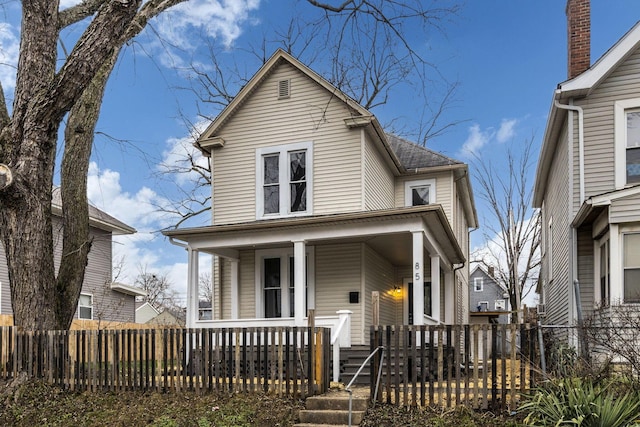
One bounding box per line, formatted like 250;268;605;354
278;79;290;99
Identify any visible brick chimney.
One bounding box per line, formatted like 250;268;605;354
566;0;591;79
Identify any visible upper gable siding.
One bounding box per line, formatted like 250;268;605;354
394;172;453;218
364;136;394;210
542;124;572;328
573;48;640;209
610;192;640;223
211;63;363;225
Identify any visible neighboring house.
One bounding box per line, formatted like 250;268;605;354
0;187;145;323
534;0;640;346
135;301;161;324
163;49;478;346
469;265;510;324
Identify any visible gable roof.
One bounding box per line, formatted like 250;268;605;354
51;187;135;235
534;21;640;207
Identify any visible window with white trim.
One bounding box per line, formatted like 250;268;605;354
495;299;506;311
478;301;488;312
623;233;640;303
473;277;483;292
78;293;93;320
626;110;640;184
255;248;315;318
599;238;610;306
256;142;313;219
404;179;436;206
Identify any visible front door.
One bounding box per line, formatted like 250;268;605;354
404;279;432;325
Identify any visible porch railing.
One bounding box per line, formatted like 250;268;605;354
0;326;330;397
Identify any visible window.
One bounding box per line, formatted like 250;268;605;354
406;281;432;324
599;239;610;306
404;179;436;207
473;277;484;292
495;299;506;311
478;301;489;312
626;111;640;184
256;142;313;219
624;233;640;303
78;293;93;320
256;248;315;318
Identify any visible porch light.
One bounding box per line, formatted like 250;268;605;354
393;285;402;296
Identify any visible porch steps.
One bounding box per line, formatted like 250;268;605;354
340;345;407;385
295;389;369;426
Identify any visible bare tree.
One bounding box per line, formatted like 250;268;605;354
199;272;213;303
134;265;176;310
472;141;541;323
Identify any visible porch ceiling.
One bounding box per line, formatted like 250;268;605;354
164;206;465;265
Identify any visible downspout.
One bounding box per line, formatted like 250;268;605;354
554;100;585;204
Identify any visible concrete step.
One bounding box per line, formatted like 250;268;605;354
305;394;368;411
299;409;365;425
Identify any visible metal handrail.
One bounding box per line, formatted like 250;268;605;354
345;345;385;427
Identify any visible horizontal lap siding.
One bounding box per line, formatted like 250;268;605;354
212;63;363;225
363;244;397;328
364;137;394;210
610;193;640;223
544;124;571;328
315;243;363;344
239;250;255;318
577;226;594;317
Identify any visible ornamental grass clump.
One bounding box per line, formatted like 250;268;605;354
519;377;640;426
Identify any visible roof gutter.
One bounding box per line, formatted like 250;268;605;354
554;99;585;205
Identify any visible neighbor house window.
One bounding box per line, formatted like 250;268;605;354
256;142;313;219
256;248;315;318
495;299;506;311
626;111;640;184
624;233;640;303
478;301;488;312
78;293;93;320
404;179;436;207
473;277;483;292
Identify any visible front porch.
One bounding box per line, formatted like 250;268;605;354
165;207;465;348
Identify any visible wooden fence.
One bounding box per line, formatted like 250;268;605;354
0;326;330;398
370;324;540;411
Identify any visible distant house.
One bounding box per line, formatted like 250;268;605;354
135;301;161;324
0;188;145;323
469;265;510;324
163;49;478;347
534;0;640;346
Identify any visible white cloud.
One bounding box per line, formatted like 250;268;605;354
458;124;494;158
496;118;518;143
0;23;19;91
157;0;261;49
159;121;210;186
59;0;82;9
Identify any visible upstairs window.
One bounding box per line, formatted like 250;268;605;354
626;111;640;184
473;277;484;292
257;142;313;219
404;179;436;206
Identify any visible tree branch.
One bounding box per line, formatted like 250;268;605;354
58;0;105;29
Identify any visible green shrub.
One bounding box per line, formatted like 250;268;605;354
519;377;640;426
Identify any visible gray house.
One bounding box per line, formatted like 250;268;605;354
534;0;640;346
0;187;145;323
469;265;510;324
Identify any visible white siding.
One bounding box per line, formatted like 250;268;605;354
543;123;572;328
363;244;397;329
315;243;363;344
239;250;255;318
610;193;640;223
211;62;364;224
364;136;394;210
576;226;594;317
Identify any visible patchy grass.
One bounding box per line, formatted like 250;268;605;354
0;379;523;426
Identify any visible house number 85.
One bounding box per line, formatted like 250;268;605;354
414;262;421;281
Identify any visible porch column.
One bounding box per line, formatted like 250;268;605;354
431;256;441;323
187;247;199;328
444;270;455;324
412;231;425;326
293;240;307;326
230;259;240;319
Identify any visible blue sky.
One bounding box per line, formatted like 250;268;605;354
1;1;640;301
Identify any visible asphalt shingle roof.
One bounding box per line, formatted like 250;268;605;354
386;134;462;170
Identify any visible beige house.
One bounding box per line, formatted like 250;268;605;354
164;49;477;349
0;188;145;323
534;0;640;343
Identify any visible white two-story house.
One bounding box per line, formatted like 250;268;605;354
535;0;640;344
164;49;477;347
